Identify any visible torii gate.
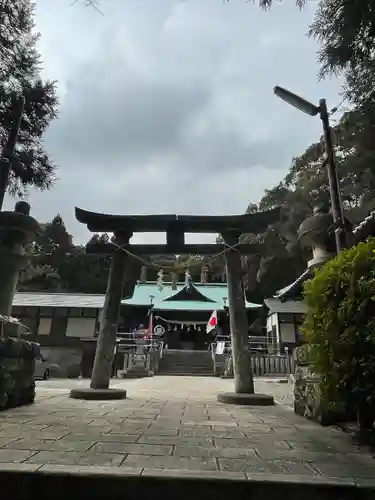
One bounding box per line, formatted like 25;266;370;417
70;207;280;405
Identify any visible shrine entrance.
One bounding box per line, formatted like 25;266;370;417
70;207;280;401
165;325;204;350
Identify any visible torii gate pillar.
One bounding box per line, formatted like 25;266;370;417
217;232;275;406
70;232;133;400
90;233;132;391
223;232;254;394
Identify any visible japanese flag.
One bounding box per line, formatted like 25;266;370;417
206;310;218;334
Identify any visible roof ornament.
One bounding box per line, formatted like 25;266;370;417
171;272;177;290
140;265;147;283
185;267;192;291
200;264;209;283
157;268;164;291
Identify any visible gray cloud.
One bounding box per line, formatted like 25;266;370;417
5;0;343;245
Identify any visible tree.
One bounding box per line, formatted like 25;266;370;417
18;264;61;292
0;0;58;196
21;219;113;294
309;0;375;150
310;2;375;90
58;246;111;294
256;0;375;107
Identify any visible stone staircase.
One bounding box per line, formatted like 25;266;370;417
4;466;372;499
158;349;213;376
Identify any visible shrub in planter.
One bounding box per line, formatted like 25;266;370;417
302;238;375;431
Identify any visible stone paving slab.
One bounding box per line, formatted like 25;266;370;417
0;376;374;489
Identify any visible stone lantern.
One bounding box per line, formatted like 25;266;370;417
297;203;335;268
0;201;40;317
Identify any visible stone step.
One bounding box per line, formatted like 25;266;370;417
157;373;214;377
159;361;212;368
3;466;370;500
159;366;213;371
161;362;212;367
159;350;213;376
162;358;212;366
159;365;213;372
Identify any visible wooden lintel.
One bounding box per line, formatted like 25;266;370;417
75;206;281;234
166;224;185;248
86;242;263;256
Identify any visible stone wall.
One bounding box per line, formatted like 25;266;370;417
294;345;325;423
0;337;38;410
293;345;351;426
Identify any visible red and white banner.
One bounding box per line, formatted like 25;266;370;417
206;310;217;334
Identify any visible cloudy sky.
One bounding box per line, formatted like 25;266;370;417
5;0;343;245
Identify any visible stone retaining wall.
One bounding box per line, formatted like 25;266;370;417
0;337;38;410
293;345;351;426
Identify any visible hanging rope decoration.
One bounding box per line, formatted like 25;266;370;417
155;315;206;326
184;268;192;291
157;268;164;291
110;239;242;274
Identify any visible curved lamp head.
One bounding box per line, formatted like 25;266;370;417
273;86;320;117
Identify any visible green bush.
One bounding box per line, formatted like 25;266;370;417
301;238;375;424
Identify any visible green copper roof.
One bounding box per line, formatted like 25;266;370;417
121;282;261;312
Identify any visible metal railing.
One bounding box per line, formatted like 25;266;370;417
210;337;295;377
115;335;164;376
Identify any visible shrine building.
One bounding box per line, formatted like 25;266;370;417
119;280;261;350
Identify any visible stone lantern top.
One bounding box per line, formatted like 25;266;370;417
0;202;40;246
0;202;40;317
14;201;30;215
297;202;335;268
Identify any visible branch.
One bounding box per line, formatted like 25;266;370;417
71;0;306;14
71;0;104;16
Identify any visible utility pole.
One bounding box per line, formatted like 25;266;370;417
273;86;346;253
319;99;346;252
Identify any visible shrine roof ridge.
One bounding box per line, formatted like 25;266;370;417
75;206;281;233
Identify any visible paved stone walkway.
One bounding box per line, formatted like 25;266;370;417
0;376;374;487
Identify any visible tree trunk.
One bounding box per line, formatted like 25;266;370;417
90;245;130;390
224;233;254;394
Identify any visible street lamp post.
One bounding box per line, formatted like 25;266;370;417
273;86;345;253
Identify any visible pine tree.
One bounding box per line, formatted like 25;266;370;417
0;0;58;196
